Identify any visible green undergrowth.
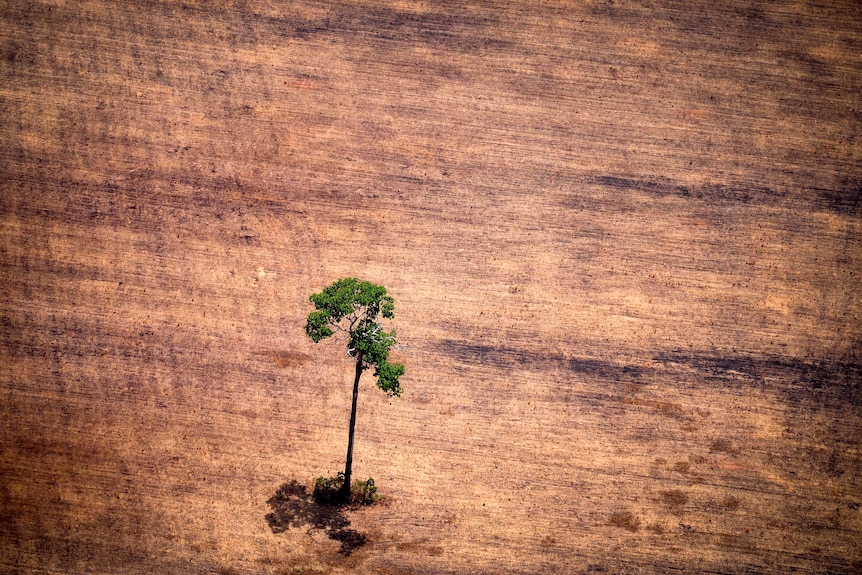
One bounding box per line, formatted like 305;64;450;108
313;473;379;506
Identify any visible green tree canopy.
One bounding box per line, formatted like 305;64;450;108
306;278;404;396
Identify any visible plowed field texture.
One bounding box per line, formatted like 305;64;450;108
2;1;861;574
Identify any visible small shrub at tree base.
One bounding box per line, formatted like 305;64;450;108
313;473;346;505
350;478;378;505
313;474;379;506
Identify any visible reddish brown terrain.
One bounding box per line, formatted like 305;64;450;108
1;1;860;573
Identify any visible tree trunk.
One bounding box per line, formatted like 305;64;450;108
342;350;363;501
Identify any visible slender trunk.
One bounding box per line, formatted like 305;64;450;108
342;350;363;501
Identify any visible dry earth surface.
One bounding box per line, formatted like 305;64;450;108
2;0;861;573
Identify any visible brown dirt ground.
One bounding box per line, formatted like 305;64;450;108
1;1;861;573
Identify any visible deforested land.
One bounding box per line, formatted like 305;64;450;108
1;1;860;573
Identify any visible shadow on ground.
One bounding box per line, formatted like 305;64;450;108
265;481;367;555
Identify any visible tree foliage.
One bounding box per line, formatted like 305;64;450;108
305;277;404;396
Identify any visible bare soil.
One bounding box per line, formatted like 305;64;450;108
1;1;860;573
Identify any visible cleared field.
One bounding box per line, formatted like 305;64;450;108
1;1;860;573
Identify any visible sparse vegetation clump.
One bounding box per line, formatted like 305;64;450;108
350;477;378;505
313;473;379;506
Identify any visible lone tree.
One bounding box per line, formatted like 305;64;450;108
305;278;405;501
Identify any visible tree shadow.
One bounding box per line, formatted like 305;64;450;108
265;481;367;556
